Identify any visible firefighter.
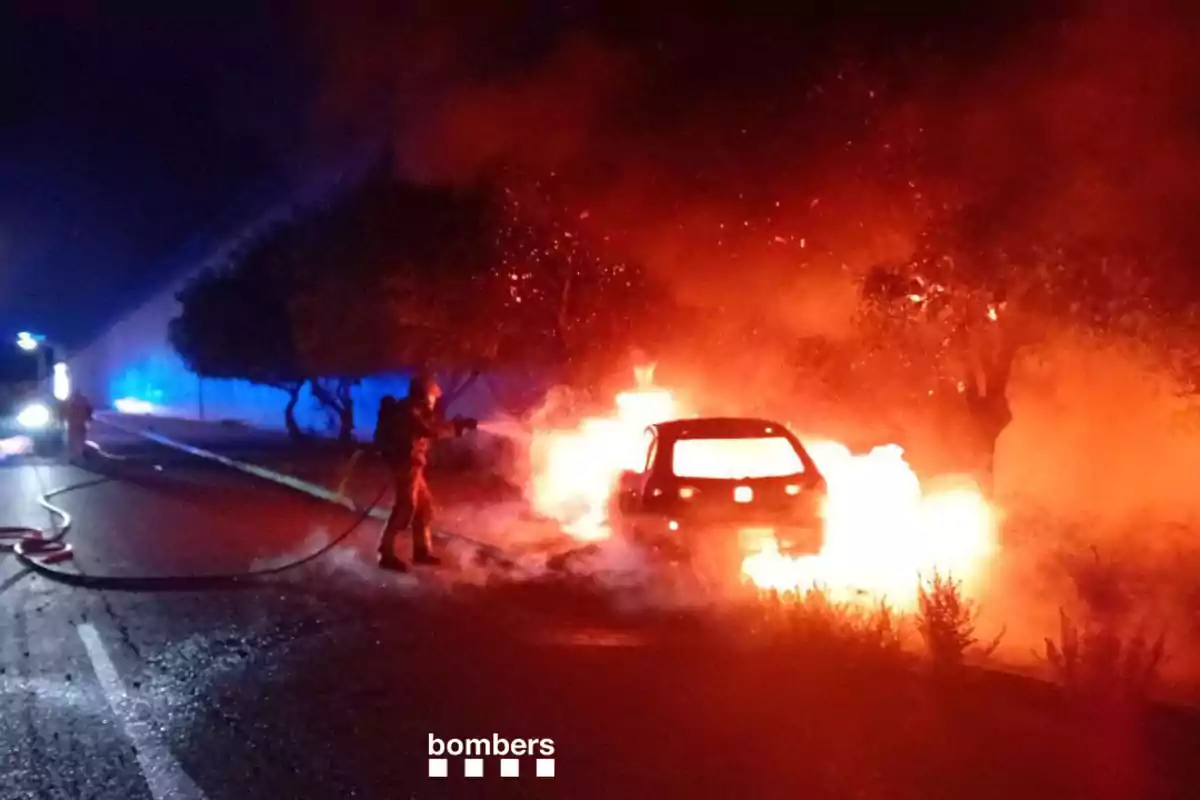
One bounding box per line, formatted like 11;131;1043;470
63;390;94;462
376;376;477;571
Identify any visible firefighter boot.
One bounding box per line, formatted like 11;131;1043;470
411;523;442;566
378;551;409;572
378;518;409;572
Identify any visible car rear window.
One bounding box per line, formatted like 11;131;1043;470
670;436;806;479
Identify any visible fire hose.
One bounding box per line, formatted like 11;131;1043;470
0;441;390;592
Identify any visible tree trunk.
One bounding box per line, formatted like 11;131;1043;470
336;409;353;443
310;378;356;444
336;388;352;450
336;380;355;444
963;331;1018;496
284;381;305;442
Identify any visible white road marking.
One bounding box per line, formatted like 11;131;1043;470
77;623;210;800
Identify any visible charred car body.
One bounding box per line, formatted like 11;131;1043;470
613;417;827;564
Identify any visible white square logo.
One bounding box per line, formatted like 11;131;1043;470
427;733;555;779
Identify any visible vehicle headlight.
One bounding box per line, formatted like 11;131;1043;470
16;402;52;430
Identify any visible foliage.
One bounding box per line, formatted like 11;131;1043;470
487;181;673;387
169;221;310;437
1041;609;1167;702
171;162;673;437
287;168;500;381
171;166;503;439
846;237;1197;482
916;571;1003;670
754;585;907;657
169;223;304;386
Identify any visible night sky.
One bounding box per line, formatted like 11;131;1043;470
0;2;310;348
3;1;1196;351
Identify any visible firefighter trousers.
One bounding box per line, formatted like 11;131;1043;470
66;423;88;461
379;464;435;559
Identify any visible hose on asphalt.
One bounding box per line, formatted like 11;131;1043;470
0;441;391;592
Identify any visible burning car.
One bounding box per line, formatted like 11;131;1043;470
528;369;996;605
611;417;828;564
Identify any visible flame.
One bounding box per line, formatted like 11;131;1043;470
743;441;997;609
526;368;998;609
528;367;679;539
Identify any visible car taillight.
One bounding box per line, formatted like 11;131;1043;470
784;484;801;496
679;486;697;500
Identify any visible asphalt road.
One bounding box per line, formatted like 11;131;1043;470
3;436;1200;799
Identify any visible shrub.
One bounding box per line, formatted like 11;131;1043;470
916;570;1003;669
754;585;907;656
1041;608;1167;701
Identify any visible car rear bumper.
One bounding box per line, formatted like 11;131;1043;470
635;514;824;556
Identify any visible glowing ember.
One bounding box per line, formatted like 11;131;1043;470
526;368;998;609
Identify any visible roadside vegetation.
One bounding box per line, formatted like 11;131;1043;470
1042;609;1168;702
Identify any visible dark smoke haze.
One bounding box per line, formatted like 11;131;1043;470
306;1;1200;323
305;1;1200;685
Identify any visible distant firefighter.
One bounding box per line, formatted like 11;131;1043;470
63;390;94;462
375;377;477;571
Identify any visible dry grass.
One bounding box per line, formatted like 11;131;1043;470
751;585;907;657
748;573;1013;669
1038;543;1171;702
1041;608;1167;701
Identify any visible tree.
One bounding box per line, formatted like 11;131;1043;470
169;222;311;439
285;169;502;436
485;182;672;394
855;232;1186;489
174;166;677;438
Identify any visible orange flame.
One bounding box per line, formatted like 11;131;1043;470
743;440;997;609
528;368;678;539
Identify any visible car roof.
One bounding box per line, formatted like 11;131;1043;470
649;417;792;439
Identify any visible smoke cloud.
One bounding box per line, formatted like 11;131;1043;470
306;1;1200;331
303;0;1200;688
